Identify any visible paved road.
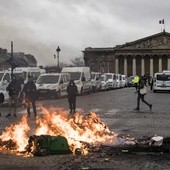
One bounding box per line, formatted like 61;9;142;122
0;87;170;138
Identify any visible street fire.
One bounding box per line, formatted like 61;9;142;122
0;106;117;156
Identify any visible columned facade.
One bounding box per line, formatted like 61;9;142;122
83;31;170;77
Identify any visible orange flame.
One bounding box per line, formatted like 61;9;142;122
0;106;117;155
0;116;30;152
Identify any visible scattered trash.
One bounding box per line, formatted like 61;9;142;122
150;136;163;146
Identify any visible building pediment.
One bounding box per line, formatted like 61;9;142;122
118;31;170;49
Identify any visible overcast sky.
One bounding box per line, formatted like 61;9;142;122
0;0;169;66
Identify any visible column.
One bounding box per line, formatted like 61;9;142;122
158;56;162;72
150;56;153;77
132;56;136;76
115;57;119;74
168;56;170;70
124;56;127;75
141;56;145;76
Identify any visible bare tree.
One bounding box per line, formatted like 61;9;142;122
71;57;84;66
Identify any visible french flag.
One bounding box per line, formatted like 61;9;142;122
159;19;164;24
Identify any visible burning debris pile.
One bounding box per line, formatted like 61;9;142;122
1;107;170;157
0;107;117;156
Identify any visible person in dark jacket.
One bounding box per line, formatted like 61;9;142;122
67;80;78;114
6;74;21;117
22;75;37;118
134;79;152;111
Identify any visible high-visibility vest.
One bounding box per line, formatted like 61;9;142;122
133;76;139;83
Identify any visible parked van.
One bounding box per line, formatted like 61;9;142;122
121;75;127;87
153;72;170;92
100;74;109;91
61;67;92;95
36;73;70;99
13;67;46;83
0;70;25;103
91;72;101;92
105;73;116;89
115;74;122;88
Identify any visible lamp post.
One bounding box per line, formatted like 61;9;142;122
56;46;61;71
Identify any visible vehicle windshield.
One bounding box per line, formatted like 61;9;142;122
91;74;95;80
101;76;105;81
157;74;170;81
0;73;3;81
30;72;41;81
36;75;59;84
14;73;24;84
106;75;112;79
68;72;81;81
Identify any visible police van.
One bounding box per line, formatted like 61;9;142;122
13;67;46;83
36;73;70;99
91;72;101;92
153;72;170;92
61;66;92;95
0;70;25;103
105;73;116;89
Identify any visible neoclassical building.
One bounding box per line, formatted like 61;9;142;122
83;31;170;77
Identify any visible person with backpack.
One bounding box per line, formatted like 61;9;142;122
134;79;152;111
6;74;21;117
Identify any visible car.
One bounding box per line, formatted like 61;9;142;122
127;76;135;87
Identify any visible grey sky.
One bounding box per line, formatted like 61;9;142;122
0;0;169;66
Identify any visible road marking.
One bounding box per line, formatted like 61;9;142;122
106;109;119;115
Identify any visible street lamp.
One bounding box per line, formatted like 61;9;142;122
56;46;61;70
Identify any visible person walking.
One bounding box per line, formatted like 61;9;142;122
6;74;21;117
133;75;139;91
22;75;37;118
134;79;152;111
67;80;78;114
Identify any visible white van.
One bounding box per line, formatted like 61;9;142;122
0;70;25;103
153;72;170;92
36;73;70;99
105;73;116;89
91;72;102;92
61;67;92;95
13;67;46;83
115;74;122;88
101;74;109;91
121;75;127;87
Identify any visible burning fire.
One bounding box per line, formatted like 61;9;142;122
0;106;117;155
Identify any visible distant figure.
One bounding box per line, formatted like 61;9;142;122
67;80;78;114
22;75;37;118
134;79;152;111
150;77;154;90
6;74;21;117
133;75;139;91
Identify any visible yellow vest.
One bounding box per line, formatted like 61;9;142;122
133;76;139;83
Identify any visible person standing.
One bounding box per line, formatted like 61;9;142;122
22;75;37;118
133;75;139;91
6;74;21;117
134;79;152;111
150;77;154;90
67;80;78;114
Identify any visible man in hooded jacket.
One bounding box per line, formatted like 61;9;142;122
67;80;78;114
